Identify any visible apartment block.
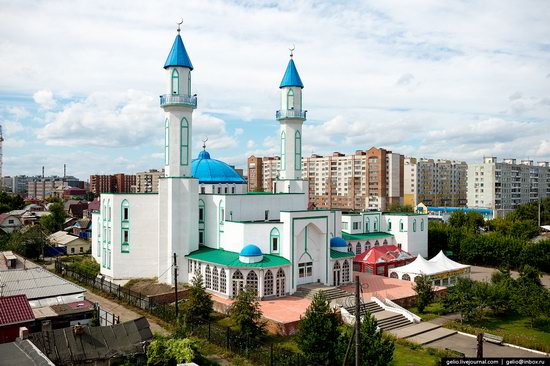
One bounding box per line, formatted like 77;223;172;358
90;174;136;195
248;147;404;211
404;158;467;207
134;169;164;193
467;157;550;211
27;176;83;200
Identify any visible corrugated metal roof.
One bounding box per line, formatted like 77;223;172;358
0;294;35;326
48;231;81;245
0;267;85;300
186;246;290;268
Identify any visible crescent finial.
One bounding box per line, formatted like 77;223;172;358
177;18;183;33
289;44;295;58
202;136;208;150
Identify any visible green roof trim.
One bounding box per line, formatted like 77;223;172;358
185;246;291;268
383;212;426;216
330;250;355;259
341;231;394;240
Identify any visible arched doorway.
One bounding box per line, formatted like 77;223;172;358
232;270;244;297
297;253;313;285
333;261;341;286
276;268;286;297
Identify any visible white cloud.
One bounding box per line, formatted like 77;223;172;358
4;138;26;148
1;120;24;134
6;106;29;119
33;90;56;110
246;139;255;149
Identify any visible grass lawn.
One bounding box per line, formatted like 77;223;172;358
446;313;550;353
409;302;450;321
391;343;440;366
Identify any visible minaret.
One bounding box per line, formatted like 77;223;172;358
158;22;199;285
161;21;196;177
274;49;308;194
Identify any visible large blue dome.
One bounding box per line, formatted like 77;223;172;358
192;150;246;184
330;237;348;248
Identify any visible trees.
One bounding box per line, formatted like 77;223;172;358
40;202;67;233
5;225;50;259
413;275;434;313
388;203;414;213
146;337;199;365
0;192;25;213
229;286;265;340
296;291;340;365
181;274;213;324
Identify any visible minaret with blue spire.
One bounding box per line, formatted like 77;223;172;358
158;22;199;285
275;49;307;193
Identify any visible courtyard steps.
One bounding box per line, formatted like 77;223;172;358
344;303;412;331
295;286;352;301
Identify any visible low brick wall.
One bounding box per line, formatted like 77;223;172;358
392;286;447;308
148;289;189;305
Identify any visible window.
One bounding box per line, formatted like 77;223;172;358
365;218;370;232
231;187;235;194
180;118;189;166
399;219;404;232
171;69;179;95
199;200;205;222
123;207;129;221
232;270;244;297
356;242;361;255
80;247;84;253
352;222;360;230
287;88;294;109
375;240;379;246
342;222;349;230
342;260;350;283
413;219;417;232
373;218;378;231
365;241;370;251
246;271;259;295
264;270;274;296
298;262;313;278
219;269;227;293
265;210;269;220
8;219;14;224
123;230;129;243
164;119;169;165
280;131;286;171
421;219;425;231
295;131;301;171
199;230;204;245
217;187;221;194
201;186;205;194
187;72;191;96
205;265;212;289
270;228;280;254
71;247;75;254
387;219;392;231
212;267;219;291
225;187;228;194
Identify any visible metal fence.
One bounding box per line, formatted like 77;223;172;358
55;259;306;366
97;306;119;326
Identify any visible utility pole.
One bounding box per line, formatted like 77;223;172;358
174;253;178;318
476;333;483;358
538;197;541;227
355;275;361;366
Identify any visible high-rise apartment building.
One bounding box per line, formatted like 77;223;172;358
404;158;467;207
90;174;136;195
27;176;83;200
134;169;164;193
248;147;404;211
467;157;550;211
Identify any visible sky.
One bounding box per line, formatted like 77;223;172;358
1;0;549;181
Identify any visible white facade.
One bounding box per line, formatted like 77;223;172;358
91;29;427;299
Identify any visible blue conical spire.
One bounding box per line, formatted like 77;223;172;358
279;58;304;88
164;34;193;70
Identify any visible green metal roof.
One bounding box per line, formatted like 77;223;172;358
341;232;394;240
383;212;426;216
330;250;355;259
186;246;291;268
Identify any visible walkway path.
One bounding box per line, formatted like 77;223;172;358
84;291;170;336
470;265;550;288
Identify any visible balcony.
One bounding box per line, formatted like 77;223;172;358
276;109;307;120
160;94;197;108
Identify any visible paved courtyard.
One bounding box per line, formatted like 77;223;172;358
470;265;550;288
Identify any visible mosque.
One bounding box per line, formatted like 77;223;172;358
91;26;428;299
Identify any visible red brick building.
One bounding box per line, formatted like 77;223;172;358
353;245;414;276
0;294;35;343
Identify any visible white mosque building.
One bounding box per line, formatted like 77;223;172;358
91;27;428;299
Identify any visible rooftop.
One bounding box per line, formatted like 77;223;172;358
0;294;35;326
342;231;394;241
330;250;355;259
186;246;290;268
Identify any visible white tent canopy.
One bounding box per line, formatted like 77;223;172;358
389;251;470;286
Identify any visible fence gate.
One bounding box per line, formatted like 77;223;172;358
96;304;120;326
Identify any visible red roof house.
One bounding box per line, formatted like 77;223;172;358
0;294;35;343
353;245;415;277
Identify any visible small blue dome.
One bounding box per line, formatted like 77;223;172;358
192;150;246;184
240;244;263;257
330;237;348;248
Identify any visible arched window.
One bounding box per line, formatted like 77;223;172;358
402;274;411;281
264;270;274;296
374;218;378;231
355;242;361;255
232;270;244;297
187;72;191;97
205;265;212;289
287;89;294;110
387;219;392;231
218;200;225;242
390;272;398;279
246;271;258;295
375;240;379;246
383;239;388;245
171;69;179;95
413;219;417;232
365;218;370;232
220;269;227;294
121;200;130;253
399;219;404;232
421;219;425;231
180;118;189;167
212;267;219;291
280;131;286;171
164;119;169;165
342;260;350;283
364;241;370;252
270;228;280;254
347;242;352;252
295;131;302;171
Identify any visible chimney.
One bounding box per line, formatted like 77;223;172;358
73;324;85;336
64;164;66;179
42;166;45;178
41;320;52;332
19;327;29;340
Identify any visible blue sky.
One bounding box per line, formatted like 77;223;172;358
1;0;549;181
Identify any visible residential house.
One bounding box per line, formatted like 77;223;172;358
0;294;35;343
48;231;91;255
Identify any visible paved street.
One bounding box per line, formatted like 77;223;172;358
84;290;170;336
470;265;550;288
